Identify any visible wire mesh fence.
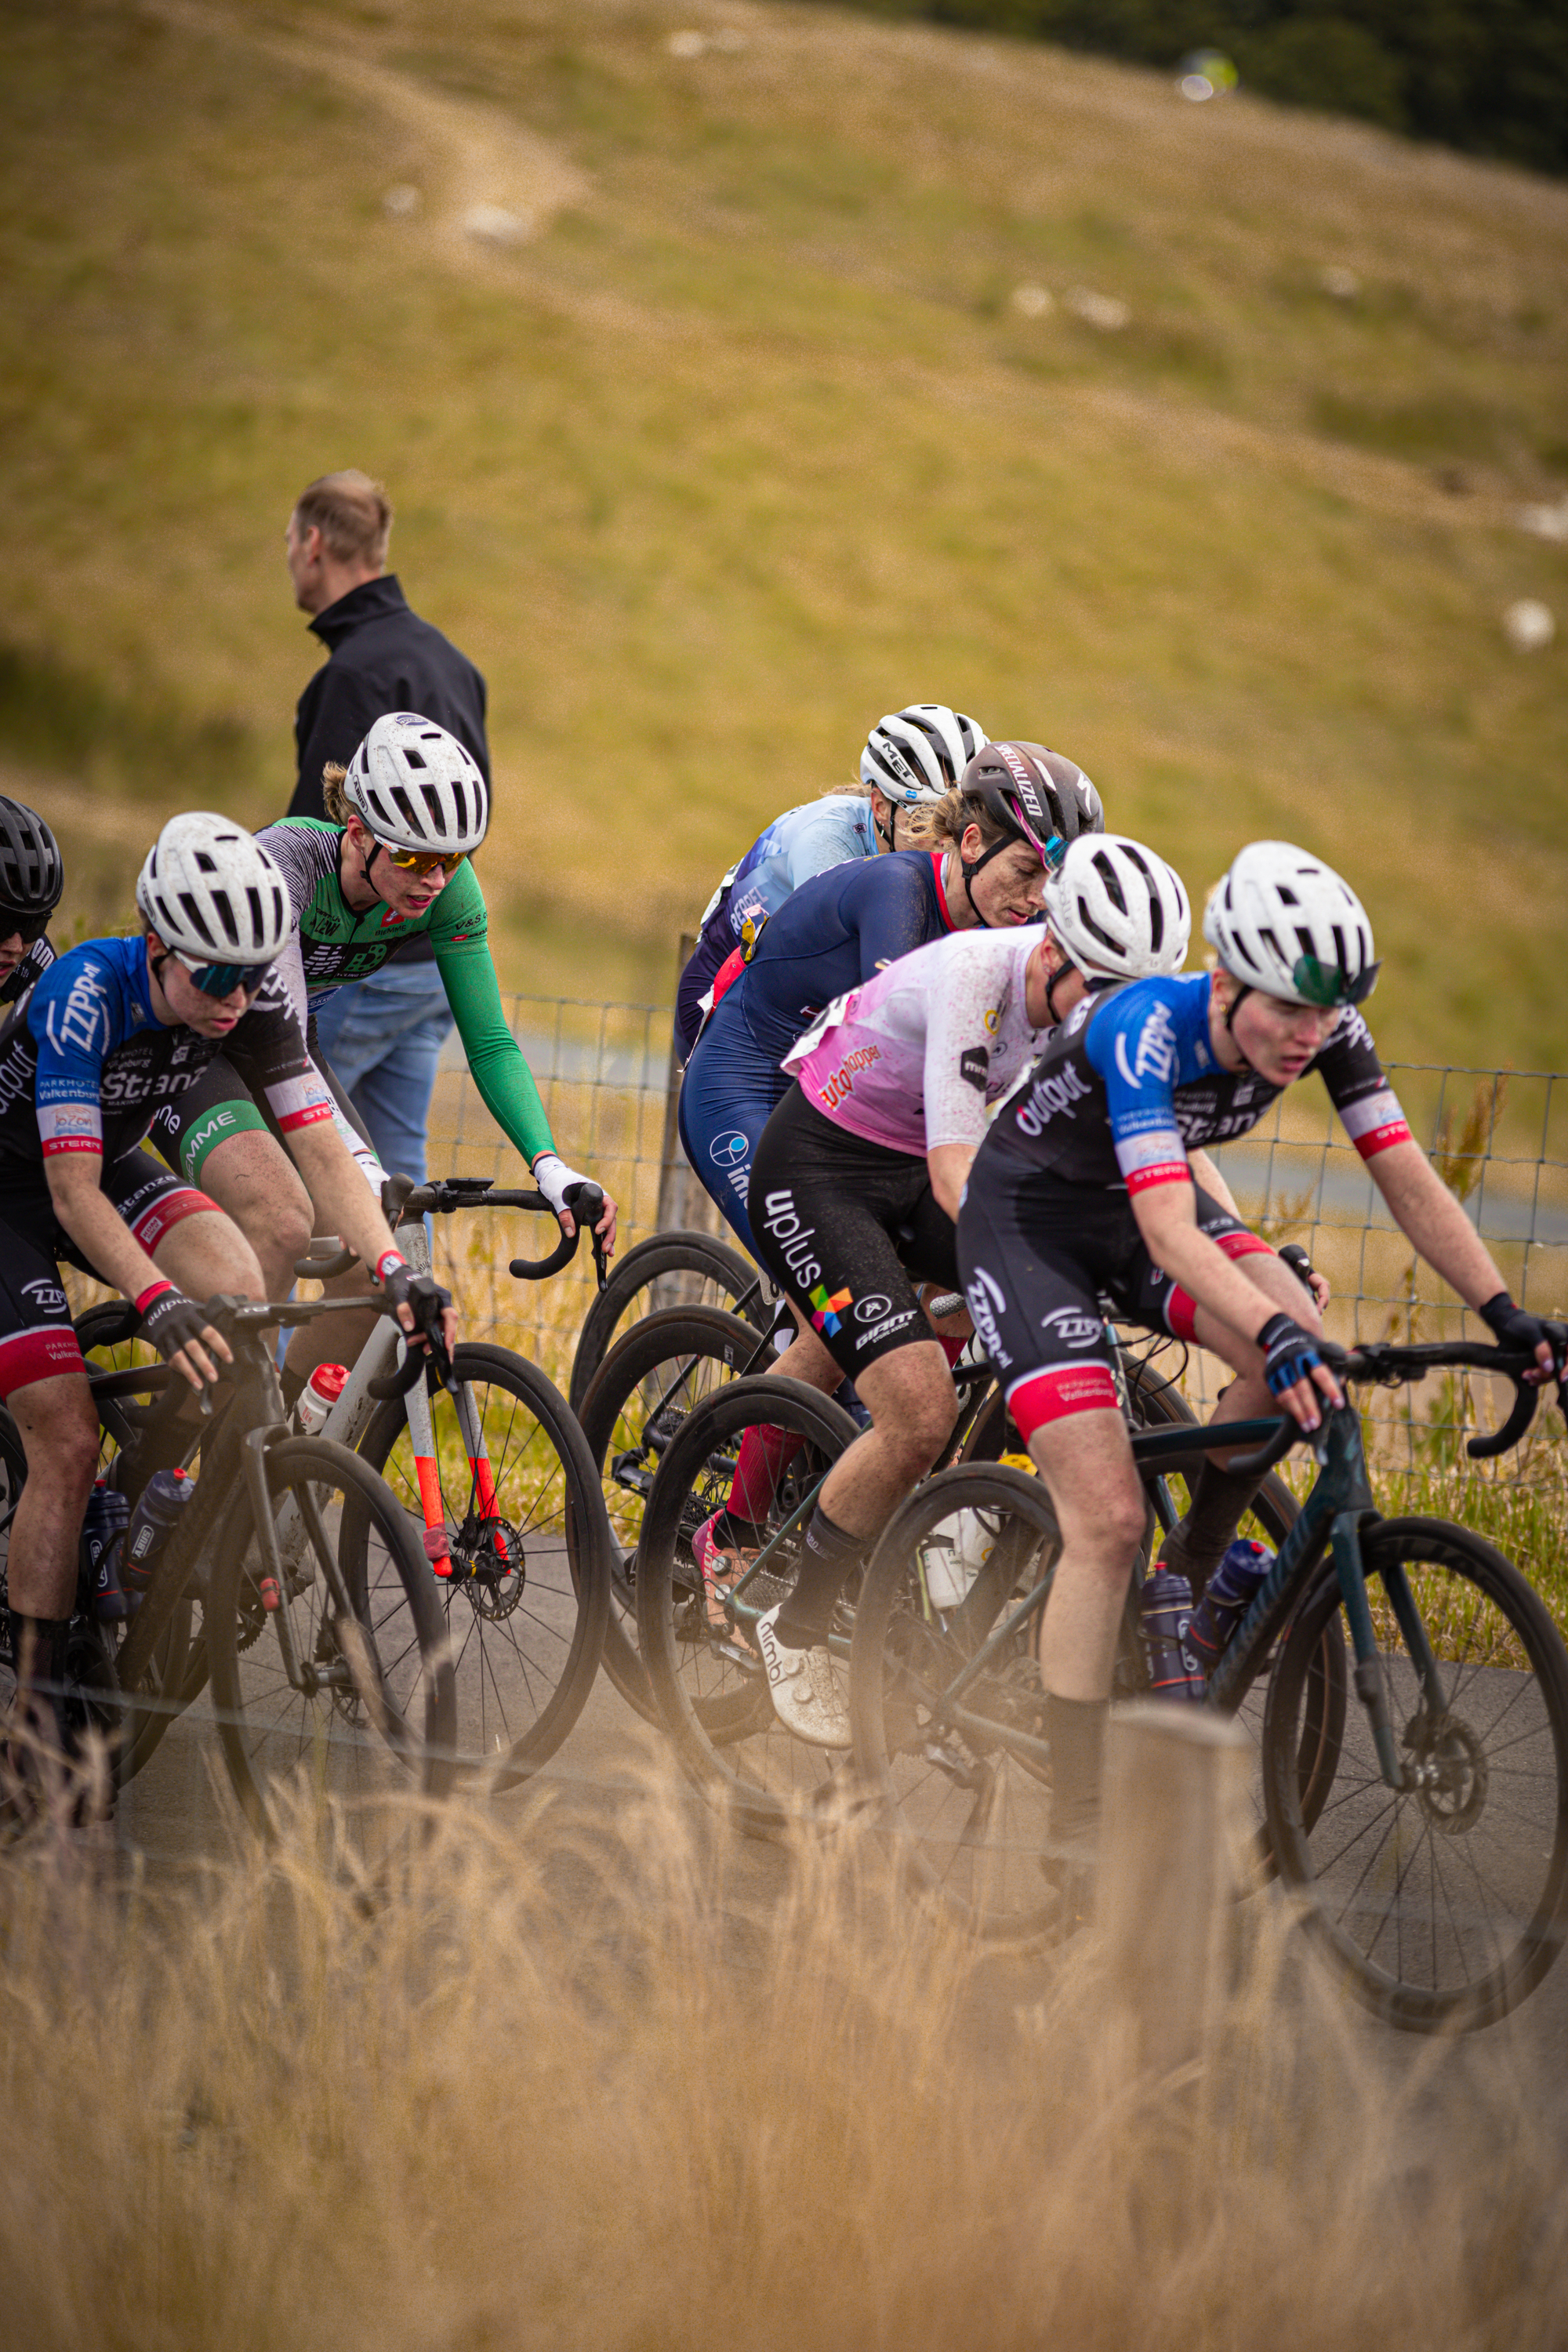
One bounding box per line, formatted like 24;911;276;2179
428;1000;1568;1497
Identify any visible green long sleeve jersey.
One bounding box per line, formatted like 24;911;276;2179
259;817;557;1166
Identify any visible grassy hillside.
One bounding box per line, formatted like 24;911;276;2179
3;0;1567;1072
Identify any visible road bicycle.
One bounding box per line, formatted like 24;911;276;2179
2;1292;458;1840
74;1174;616;1789
850;1338;1568;2032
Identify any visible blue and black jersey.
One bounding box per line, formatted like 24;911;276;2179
982;971;1411;1197
0;935;328;1176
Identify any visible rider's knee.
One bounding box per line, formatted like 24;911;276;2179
22;1380;100;1491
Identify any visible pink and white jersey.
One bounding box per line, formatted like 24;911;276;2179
782;929;1047;1157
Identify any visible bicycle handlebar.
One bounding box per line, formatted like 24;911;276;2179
508;1181;607;1288
1220;1339;1548;1475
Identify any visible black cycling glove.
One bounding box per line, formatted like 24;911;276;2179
1479;1294;1568;1377
1257;1312;1327;1400
378;1259;453;1341
136;1283;215;1367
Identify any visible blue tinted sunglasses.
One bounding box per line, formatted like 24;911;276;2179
171;949;271;1000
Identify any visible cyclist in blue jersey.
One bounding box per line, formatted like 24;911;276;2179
956;839;1568;1869
0;815;453;1769
673;705;989;1058
678;742;1103;1258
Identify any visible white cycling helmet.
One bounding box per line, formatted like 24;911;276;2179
861;705;990;805
343;713;489;855
1203;841;1379;1007
1044;833;1191;981
136;815;290;970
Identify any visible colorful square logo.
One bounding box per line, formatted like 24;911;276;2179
808;1283;852;1337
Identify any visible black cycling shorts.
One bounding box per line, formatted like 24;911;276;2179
749;1084;959;1382
0;1151;216;1399
147;1021;375;1189
956;1157;1272;1440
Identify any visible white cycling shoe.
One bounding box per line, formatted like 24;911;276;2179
756;1604;851;1749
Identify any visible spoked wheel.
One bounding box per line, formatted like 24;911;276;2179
851;1465;1066;1944
1264;1516;1568;2032
568;1230;767;1414
205;1436;457;1838
579;1306;774;1723
354;1344;610;1789
637;1374;861;1830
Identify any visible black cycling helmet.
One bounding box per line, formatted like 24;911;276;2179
953;742;1105;924
0;797;64;926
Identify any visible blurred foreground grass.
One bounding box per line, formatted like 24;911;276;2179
2;0;1566;1062
0;1762;1563;2351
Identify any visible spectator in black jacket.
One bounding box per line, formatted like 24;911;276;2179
284;470;492;1184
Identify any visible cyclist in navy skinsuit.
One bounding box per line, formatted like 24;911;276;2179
957;839;1568;1875
677;745;1102;1258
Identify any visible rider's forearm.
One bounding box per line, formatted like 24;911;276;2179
437;940;557;1164
46;1157;164;1304
1134;1183;1281;1346
926;1142;975;1222
1369;1138;1506;1309
1186;1146;1239;1216
287;1123;402;1276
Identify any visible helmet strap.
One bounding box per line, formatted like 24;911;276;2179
960;834;1014;927
1044;956;1080;1025
872;797;896;851
1218;977;1257;1072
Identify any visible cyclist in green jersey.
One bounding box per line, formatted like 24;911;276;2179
147;715;617;1366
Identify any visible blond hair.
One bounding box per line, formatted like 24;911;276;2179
900;787;1011;855
293;470;393;568
321;762;354;826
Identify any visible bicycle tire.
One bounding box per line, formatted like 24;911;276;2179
354;1342;610;1788
205;1434;457;1838
636;1373;862;1829
578;1305;773;1723
1263;1515;1568;2032
851;1464;1069;1943
568;1230;765;1414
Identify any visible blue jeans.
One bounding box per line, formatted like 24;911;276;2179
311;967;455;1188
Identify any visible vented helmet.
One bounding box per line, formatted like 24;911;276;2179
0;797;64;927
861;706;989;805
343;713;489;855
1203;841;1379;1007
1044;833;1190;980
136;815;292;970
960;742;1104;869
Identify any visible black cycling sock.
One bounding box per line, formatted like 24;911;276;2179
1046;1693;1107;1849
1158;1456;1266;1593
773;1504;866;1649
8;1612;74;1751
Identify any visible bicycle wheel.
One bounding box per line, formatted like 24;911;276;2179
1263;1516;1568;2031
354;1343;610;1788
205;1435;457;1837
578;1305;772;1723
637;1374;861;1829
851;1464;1066;1943
568;1230;766;1414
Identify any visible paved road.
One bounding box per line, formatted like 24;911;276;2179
111;1640;1568;2122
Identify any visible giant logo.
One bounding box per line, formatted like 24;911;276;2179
853;1294;892;1324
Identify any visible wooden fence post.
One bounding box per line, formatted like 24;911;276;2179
655;933;721;1237
1094;1703;1249;2075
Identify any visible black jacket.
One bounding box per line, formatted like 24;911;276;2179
289;575;490;819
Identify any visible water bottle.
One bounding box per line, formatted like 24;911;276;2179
123;1468;196;1593
293;1363;348;1436
1138;1566;1206;1702
1186;1538;1272;1671
920;1509;997;1611
84;1479;132;1621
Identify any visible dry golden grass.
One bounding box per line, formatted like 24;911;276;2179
1;1759;1563;2351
